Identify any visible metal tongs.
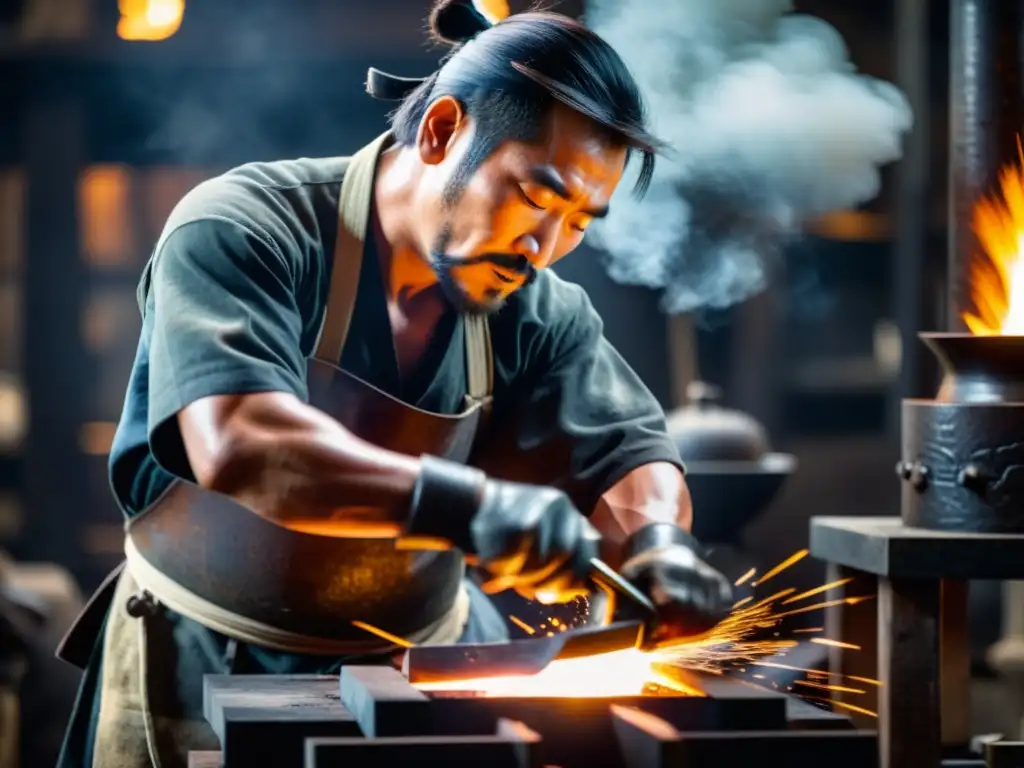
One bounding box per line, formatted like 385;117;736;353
403;557;659;683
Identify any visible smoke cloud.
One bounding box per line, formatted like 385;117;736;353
584;0;913;313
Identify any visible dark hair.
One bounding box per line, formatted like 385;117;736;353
386;1;661;202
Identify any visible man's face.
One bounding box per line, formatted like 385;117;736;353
415;100;628;315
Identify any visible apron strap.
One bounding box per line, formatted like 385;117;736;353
313;131;494;404
313;133;390;365
464;315;493;407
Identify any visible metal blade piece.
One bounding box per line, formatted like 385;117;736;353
403;620;645;683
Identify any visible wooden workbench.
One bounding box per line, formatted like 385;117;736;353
810;515;1024;768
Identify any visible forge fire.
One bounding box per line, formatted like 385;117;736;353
964;138;1024;336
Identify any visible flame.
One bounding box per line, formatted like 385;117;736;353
964;138;1024;335
117;0;185;41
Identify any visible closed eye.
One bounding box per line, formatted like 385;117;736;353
518;187;546;211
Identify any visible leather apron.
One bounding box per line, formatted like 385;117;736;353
58;133;497;768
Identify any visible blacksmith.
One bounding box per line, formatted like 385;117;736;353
57;1;733;766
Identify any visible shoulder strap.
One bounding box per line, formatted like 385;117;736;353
464;315;493;405
313;133;390;364
313;133;494;403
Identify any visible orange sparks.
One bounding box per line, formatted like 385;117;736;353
354;570;877;700
508;615;535;635
792;627;824;633
771;595;873;620
752;661;821;675
781;577;854;605
793;679;866;695
751;661;881;688
802;695;878;719
735;567;757;586
350;620;414;648
736;588;797;615
811;637;861;651
752;549;808;587
848;675;883;687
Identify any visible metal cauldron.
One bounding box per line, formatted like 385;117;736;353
667;381;796;545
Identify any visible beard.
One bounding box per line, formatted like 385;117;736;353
430;224;537;315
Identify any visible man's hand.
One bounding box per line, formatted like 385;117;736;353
406;455;600;603
619;523;733;644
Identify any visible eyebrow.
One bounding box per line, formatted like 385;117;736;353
527;166;610;219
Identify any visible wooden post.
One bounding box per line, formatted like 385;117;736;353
824;564;879;729
877;578;941;768
940;580;971;747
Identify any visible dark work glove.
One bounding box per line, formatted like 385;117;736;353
406;455;600;603
620;523;733;644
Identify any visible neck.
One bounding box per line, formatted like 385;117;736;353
373;146;438;303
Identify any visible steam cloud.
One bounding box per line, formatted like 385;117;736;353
584;0;913;313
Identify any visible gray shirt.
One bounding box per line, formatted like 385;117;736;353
107;152;684;520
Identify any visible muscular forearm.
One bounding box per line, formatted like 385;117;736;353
179;391;421;533
589;462;692;568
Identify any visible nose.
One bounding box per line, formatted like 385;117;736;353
513;224;559;270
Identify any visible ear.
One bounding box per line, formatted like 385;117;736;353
417;96;466;166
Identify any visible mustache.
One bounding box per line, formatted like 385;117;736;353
433;252;538;282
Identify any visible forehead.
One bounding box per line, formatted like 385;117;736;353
495;105;629;193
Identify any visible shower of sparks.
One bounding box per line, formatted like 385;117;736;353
739;588;796;614
811;637;861;650
751;661;881;687
781;577;854;604
751;549;808;587
351;548;881;716
801;695;879;719
350;620;414;648
848;675;883;687
735;567;757;586
793;679;866;695
772;595;873;620
509;615;535;635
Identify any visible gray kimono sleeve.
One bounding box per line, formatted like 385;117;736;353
145;217;308;480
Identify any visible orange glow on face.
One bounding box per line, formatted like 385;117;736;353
964;138;1024;335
